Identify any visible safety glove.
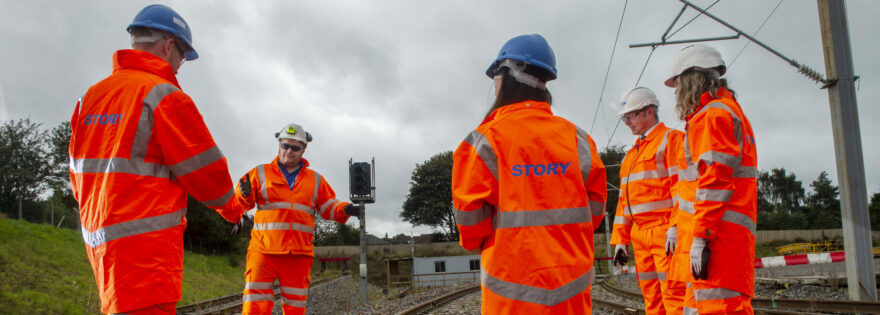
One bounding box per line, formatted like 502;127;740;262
690;236;710;280
344;203;362;216
665;225;678;256
230;214;250;236
239;174;252;198
613;244;629;268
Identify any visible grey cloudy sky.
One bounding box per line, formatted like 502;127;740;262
1;0;877;237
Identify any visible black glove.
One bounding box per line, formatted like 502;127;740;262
231;215;250;236
344;204;361;216
239;174;251;198
613;244;629;267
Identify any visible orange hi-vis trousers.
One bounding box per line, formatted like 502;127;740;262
631;221;678;315
242;252;312;315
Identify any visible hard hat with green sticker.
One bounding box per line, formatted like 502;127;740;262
286;126;297;134
276;123;312;143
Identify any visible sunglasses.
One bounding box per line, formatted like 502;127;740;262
280;143;303;152
620;108;648;123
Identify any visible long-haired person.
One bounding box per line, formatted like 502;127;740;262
452;34;607;314
666;44;758;314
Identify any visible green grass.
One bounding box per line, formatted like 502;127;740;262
0;217;246;314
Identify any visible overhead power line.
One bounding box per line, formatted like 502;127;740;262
589;0;629;135
729;0;785;68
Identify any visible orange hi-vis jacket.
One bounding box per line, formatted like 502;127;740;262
237;157;351;255
453;101;607;313
611;122;684;246
676;87;758;297
69;50;241;314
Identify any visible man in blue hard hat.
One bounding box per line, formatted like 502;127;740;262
70;4;243;314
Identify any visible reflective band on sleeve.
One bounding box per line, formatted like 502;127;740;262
696;189;734;203
721;210;756;236
202;187;234;207
81;208;186;247
589;201;605;217
658;272;667;281
131;84;179;160
699;150;740;169
320;199;339;216
463;130;499;180
678;199;695;214
627;199;674;215
575;127;592;184
242;293;275;302
257;165;268;202
312;172;321;206
481;267;593;306
613;216;631;226
679;166;699;182
495;207;590;229
455;204;493;226
168;146;224;177
70;157;171;178
734;165;758;178
257;202;291;211
638;271;659;280
683;307;699;315
693;287;742;301
281;286;309;296
244;282;274;290
281;297;307;308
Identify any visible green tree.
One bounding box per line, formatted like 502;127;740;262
599;145;627;233
46;121;71;188
805;171;841;229
182;195;247;254
870;191;880;231
400;151;456;241
0;118;51;220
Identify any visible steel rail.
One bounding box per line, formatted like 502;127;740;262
177;273;346;315
394;285;481;315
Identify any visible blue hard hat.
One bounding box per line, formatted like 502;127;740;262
127;4;198;61
486;34;557;80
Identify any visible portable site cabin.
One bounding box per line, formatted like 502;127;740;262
412;255;481;287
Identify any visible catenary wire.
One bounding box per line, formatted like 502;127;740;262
729;0;784;68
589;0;629;135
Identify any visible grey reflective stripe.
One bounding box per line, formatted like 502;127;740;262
455;204;493;226
253;222;313;234
293;203;316;216
638;271;659;280
242;294;274;302
668;166;679;176
613;216;631;226
575;127;592;184
722;210;756;236
257;202;290;210
168;146;224;177
589;201;605;217
686;282;692;288
678;199;695;214
312;172;322;207
654;129;674;178
81;208;186;247
658;272;667;281
679;166;699;182
481;267;593;306
463;130;498;180
693;287;742;301
131;84;179;160
621;169;665;185
245;282;274;290
70;157;171;178
699;150;740;169
281;296;307;308
257;165;268;202
697;189;734;203
734;165;758;178
320;199;339;216
495;207;590;229
202;188;234;207
281;286;309;296
628;199;673;215
683;307;698;315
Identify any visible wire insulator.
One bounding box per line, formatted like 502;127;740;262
797;64;826;84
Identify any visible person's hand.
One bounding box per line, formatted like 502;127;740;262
239;174;251;198
665;225;678;256
613;244;628;267
344;203;362;216
231;215;250;236
690;236;710;280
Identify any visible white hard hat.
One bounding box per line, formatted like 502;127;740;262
275;123;312;143
618;87;659;116
664;44;726;87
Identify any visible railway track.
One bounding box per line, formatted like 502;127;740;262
177;274;347;315
394;284;481;315
600;274;880;314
